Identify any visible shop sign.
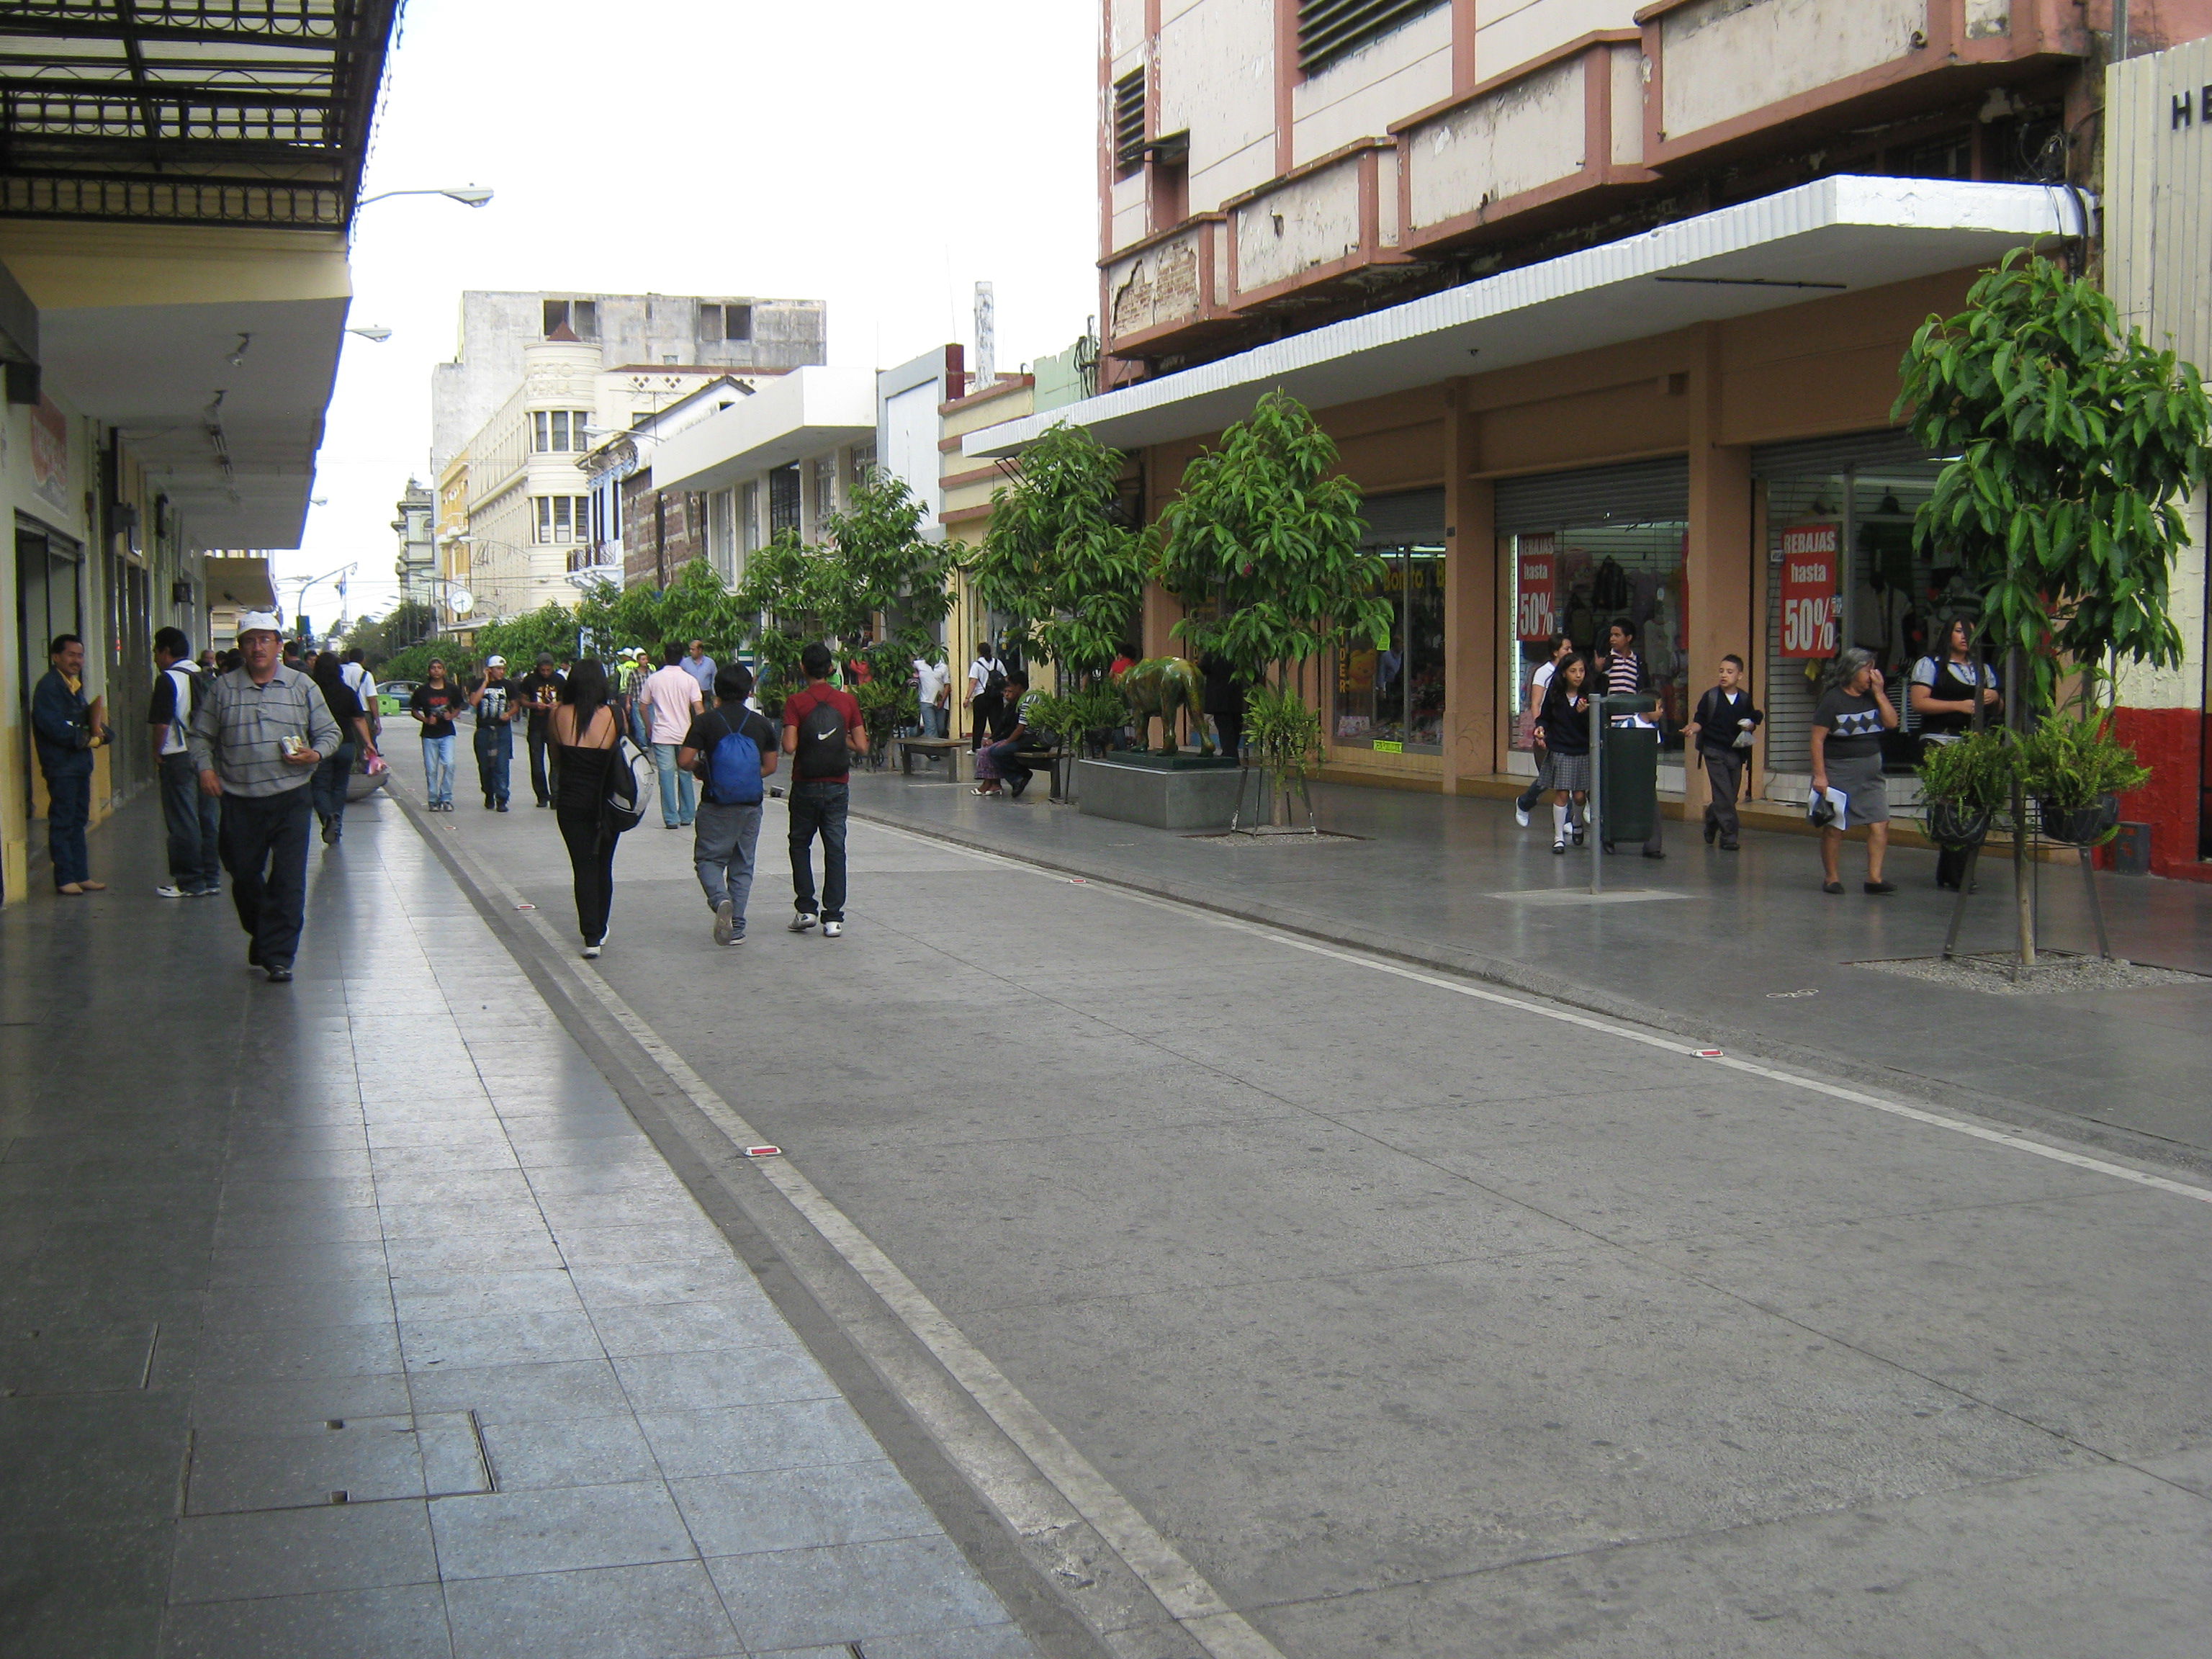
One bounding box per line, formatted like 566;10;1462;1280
1515;534;1557;641
1778;523;1839;658
30;393;70;517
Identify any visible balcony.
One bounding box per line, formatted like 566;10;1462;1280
1636;0;2083;170
565;542;621;585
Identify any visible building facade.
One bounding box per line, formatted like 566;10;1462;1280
392;477;436;607
430;291;829;477
954;0;2212;874
0;4;401;904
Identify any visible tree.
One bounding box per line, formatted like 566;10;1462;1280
822;467;954;680
1896;250;2212;963
1154;391;1390;822
346;599;437;668
967;422;1149;685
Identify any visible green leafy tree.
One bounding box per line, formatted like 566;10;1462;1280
1154;391;1387;823
729;530;826;708
1896;251;2212;963
1897;251;2211;711
822;468;955;691
967;422;1148;685
1154;390;1389;691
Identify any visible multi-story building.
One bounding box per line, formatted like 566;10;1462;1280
960;0;2212;871
430;291;827;477
392;477;436;608
576;374;768;590
0;1;401;903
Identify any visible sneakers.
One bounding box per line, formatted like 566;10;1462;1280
582;932;605;959
1514;802;1532;829
189;884;220;897
495;801;510;812
265;963;293;984
156;884;189;899
320;822;336;845
788;913;817;933
823;920;843;939
712;900;736;946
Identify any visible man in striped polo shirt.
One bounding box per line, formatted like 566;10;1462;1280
189;611;341;983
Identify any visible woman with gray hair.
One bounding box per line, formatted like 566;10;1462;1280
1808;646;1899;895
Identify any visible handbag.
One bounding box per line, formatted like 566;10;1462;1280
602;735;651;835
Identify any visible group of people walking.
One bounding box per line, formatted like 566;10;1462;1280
1511;616;2000;895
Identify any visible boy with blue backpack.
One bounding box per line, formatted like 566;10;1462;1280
678;664;779;945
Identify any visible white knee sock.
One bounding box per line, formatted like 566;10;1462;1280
1552;802;1568;840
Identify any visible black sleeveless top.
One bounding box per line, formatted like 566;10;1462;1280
1917;657;1991;737
552;709;619;812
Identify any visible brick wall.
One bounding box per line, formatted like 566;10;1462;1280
619;468;708;590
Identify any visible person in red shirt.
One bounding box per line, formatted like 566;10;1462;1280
779;641;868;938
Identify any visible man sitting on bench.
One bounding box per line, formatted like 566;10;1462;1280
971;670;1038;798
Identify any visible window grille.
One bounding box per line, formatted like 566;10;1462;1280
1112;68;1146;176
1297;0;1443;75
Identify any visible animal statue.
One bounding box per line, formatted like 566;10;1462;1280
1113;656;1214;756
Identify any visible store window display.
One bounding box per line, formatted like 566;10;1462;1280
1505;520;1689;752
1334;543;1445;753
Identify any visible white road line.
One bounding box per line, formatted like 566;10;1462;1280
855;816;2212;1209
415;809;1287;1659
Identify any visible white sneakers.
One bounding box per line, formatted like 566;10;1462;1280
583;929;606;959
713;900;736;946
155;884;188;899
823;920;843;939
1514;802;1531;829
788;913;816;933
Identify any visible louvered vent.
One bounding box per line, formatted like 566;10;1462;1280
1298;0;1444;75
1112;67;1147;175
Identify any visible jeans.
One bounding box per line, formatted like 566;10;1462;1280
652;742;696;827
977;738;1032;789
220;785;313;966
475;721;511;805
629;700;651;750
312;742;357;836
526;723;552;805
422;734;455;805
43;768;91;888
556;804;616;944
159;750;222;891
1516;747;1554;812
787;780;849;921
920;704;949;738
693;799;763;917
1701;747;1745;845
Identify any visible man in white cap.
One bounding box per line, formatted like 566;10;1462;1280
466;655;516;810
189;611;341;982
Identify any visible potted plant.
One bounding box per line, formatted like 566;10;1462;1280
2016;708;2149;845
1914;727;2012;848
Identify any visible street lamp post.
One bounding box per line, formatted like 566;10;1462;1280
356;186;494;210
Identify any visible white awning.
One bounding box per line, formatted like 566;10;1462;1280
650;365;878;493
965;176;2088;459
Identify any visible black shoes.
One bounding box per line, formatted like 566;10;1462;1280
1822;881;1845;895
1642;848;1666;860
496;801;510;812
265;963;293;983
1864;880;1897;895
1703;821;1717;845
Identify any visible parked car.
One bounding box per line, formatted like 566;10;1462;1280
377;680;418;717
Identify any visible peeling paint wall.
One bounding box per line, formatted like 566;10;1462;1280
1475;0;1640;77
1660;0;1922;138
1161;0;1278;210
1108;227;1208;336
1407;55;1586;229
1236;156;1366;289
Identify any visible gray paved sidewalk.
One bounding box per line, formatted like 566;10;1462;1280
0;792;1035;1658
840;769;2212;1162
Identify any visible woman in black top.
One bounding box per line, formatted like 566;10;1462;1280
310;651;378;846
1910;616;2000;889
1534;653;1593;854
549;658;624;958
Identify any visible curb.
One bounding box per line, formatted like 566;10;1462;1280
846;800;2212;1184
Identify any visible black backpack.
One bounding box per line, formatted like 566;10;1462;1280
793;696;848;779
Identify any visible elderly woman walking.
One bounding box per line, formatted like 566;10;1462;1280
1809;646;1900;895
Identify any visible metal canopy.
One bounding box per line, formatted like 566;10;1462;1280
0;0;400;228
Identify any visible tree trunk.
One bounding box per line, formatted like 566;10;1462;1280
2008;647;2035;969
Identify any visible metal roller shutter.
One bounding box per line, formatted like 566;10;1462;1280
1493;457;1689;534
1357;487;1446;545
1750;428;1938;477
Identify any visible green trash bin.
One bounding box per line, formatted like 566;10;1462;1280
1596;694;1660;845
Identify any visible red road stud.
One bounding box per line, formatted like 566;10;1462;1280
745;1146;782;1158
1694;1048;1724;1058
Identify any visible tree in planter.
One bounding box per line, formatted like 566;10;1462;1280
822;469;956;722
1154;391;1390;825
1897;251;2212;961
729;530;828;711
968;421;1149;689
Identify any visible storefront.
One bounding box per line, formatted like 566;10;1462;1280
1331;488;1446;766
1500;458;1691;787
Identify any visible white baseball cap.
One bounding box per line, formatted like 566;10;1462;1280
235;610;282;637
484;655;506;667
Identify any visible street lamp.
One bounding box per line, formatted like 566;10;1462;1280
346;325;393;342
356;186;495;210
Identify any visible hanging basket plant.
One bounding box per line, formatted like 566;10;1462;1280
1915;727;2012;848
2017;709;2147;846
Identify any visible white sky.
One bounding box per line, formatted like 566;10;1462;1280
287;0;1100;621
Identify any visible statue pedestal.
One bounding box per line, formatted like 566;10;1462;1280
1075;755;1264;831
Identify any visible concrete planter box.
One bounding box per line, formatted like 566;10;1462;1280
1075;757;1268;831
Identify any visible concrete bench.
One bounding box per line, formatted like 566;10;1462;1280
896;736;963;779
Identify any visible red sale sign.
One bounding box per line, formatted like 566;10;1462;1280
1515;534;1557;642
1778;523;1840;658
